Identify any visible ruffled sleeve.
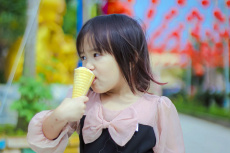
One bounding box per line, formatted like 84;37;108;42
153;96;185;153
27;110;77;153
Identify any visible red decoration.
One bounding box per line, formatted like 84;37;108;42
101;0;230;68
220;29;229;38
191;9;203;21
102;1;133;16
187;8;203;22
171;9;177;15
165;8;178;20
151;0;158;4
147;9;155;19
213;23;219;31
163;24;184;54
168;23;183;39
215;42;223;49
185;42;195;59
201;0;209;7
177;0;186;5
214;9;225;22
226;0;230;8
194;64;204;76
205;30;210;37
187;15;192;21
212;42;224;67
205;30;215;42
191;25;201;40
200;42;210;61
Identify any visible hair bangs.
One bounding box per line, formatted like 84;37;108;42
77;17;113;56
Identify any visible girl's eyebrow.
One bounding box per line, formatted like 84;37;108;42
88;48;101;53
89;48;99;51
79;48;100;55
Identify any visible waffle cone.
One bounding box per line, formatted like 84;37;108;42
72;67;95;98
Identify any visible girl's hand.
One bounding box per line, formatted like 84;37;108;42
53;96;89;123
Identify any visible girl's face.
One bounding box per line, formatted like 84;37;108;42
79;38;126;94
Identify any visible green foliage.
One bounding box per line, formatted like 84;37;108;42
190;89;226;107
169;91;230;121
62;0;77;36
0;0;26;49
0;124;26;136
11;76;52;125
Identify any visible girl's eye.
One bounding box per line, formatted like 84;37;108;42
80;56;86;60
94;53;100;57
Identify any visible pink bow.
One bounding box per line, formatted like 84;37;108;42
82;103;138;146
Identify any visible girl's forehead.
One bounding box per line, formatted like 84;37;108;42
79;36;94;52
83;36;93;46
79;32;112;55
82;34;96;48
80;37;104;55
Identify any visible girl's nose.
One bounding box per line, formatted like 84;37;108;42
85;61;95;71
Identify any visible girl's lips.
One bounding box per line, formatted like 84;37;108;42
92;77;97;84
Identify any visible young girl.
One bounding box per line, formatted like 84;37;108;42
27;14;185;153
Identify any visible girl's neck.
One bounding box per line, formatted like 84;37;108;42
100;84;143;111
103;81;139;100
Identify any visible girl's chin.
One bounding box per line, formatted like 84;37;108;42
91;87;106;94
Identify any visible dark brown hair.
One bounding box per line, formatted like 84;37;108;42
76;14;165;94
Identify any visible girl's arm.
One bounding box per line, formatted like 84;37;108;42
153;96;185;153
42;108;68;140
42;97;88;140
27;96;88;153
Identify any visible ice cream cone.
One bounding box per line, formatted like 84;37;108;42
72;67;95;98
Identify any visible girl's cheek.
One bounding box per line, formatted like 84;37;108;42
95;56;102;61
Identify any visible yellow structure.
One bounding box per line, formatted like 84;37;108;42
64;133;80;153
5;38;24;81
5;0;78;84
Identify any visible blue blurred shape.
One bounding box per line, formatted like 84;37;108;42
163;87;181;96
77;60;82;67
0;139;6;150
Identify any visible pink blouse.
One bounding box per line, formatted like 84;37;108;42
27;90;185;153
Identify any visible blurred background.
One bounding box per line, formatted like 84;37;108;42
0;0;229;153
